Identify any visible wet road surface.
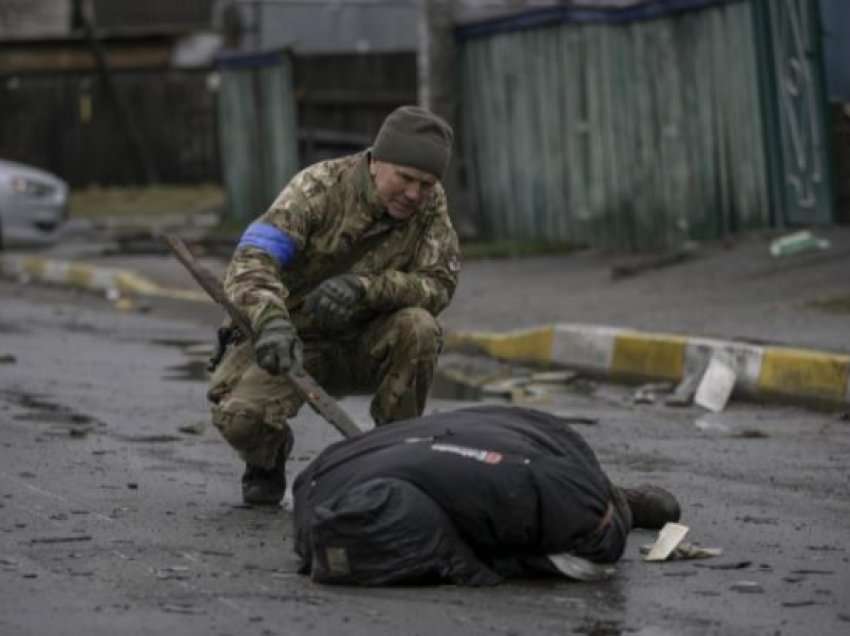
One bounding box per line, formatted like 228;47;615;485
1;280;849;635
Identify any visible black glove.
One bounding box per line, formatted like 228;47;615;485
254;317;303;375
303;274;367;332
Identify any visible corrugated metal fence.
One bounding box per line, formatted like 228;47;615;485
216;49;299;221
458;0;813;249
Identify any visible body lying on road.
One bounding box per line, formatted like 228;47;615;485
293;405;680;586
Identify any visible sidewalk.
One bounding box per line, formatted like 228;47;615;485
2;226;849;406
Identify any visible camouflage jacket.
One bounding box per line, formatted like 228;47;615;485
223;151;461;335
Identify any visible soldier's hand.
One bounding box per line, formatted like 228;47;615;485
304;274;366;332
254;317;303;375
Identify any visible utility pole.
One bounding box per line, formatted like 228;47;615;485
74;0;159;185
418;0;478;238
418;0;455;125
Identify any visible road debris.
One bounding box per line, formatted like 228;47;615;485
694;355;736;412
178;421;206;435
643;522;690;562
529;370;578;384
733;428;769;439
694;560;751;570
30;535;92;545
155;566;191;580
730;581;764;594
736;514;778;525
662;570;697;578
0;354;16;364
781;600;819;608
198;549;234;557
116;434;183;443
610;241;699;279
480;377;530;398
633;381;674;404
642;538;723;562
769;230;830;257
159;602;203;615
806;544;843;552
666;355;710;407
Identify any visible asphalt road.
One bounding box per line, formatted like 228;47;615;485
1;280;849;636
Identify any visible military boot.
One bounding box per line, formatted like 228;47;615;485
619;484;681;530
241;427;294;506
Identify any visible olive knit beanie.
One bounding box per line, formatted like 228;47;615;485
372;106;454;180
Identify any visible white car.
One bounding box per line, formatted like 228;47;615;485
0;159;69;249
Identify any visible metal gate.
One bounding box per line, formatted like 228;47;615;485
754;0;834;226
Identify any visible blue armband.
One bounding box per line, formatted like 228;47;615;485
237;222;298;268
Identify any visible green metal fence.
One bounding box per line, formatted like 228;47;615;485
458;0;833;249
217;49;299;222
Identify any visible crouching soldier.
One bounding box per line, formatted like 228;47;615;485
207;106;460;505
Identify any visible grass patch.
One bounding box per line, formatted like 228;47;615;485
461;240;576;260
808;296;850;314
70;184;225;219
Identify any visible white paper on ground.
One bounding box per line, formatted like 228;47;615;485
694;356;737;412
644;522;690;562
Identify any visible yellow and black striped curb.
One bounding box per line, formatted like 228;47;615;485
0;255;210;303
445;324;850;406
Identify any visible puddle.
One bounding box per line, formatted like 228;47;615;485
113;434;183;443
0;390;105;431
14;412;94;425
0;321;26;335
150;338;208;349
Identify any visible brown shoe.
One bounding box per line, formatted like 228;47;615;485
620;484;681;530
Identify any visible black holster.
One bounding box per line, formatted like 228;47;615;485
208;325;243;372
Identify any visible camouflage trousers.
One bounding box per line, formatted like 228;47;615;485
207;307;442;469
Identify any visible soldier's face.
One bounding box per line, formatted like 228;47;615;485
370;160;437;220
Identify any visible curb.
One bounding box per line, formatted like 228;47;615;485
0;255;210;303
5;254;849;407
445;324;850;407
